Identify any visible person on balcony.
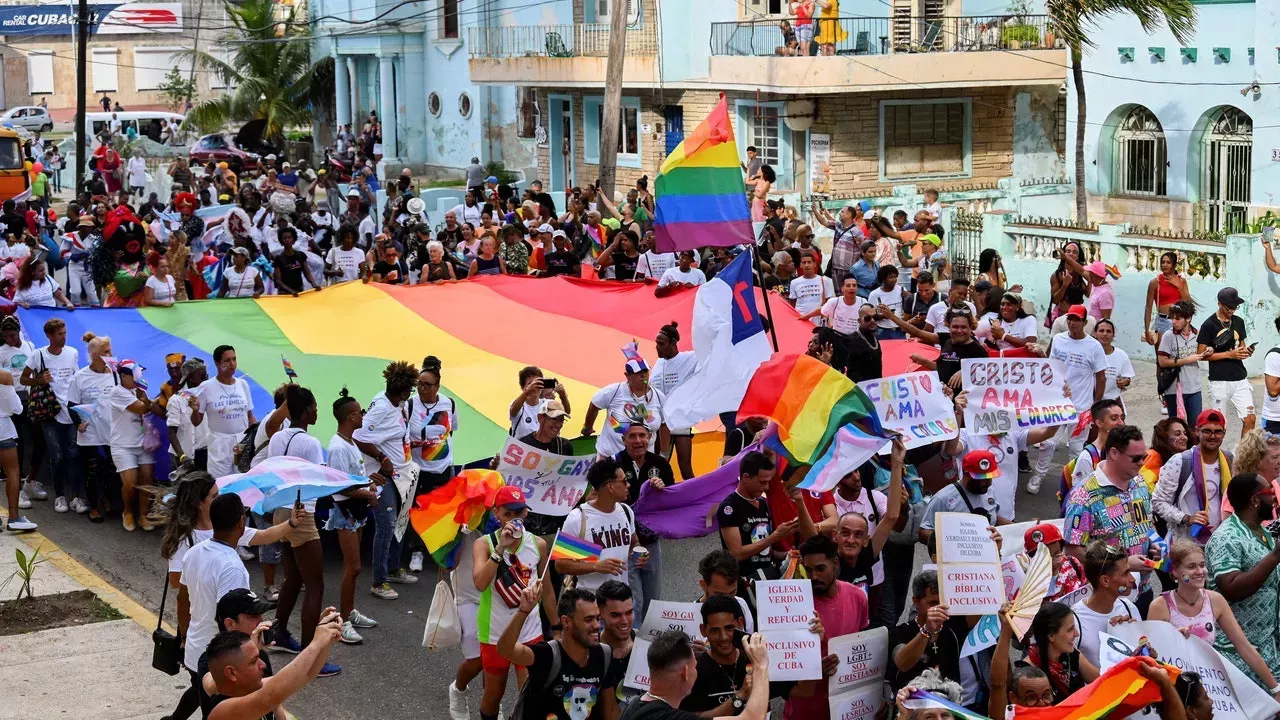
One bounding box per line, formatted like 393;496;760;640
813;0;846;54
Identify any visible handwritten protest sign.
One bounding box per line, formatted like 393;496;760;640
828;627;888;695
960;358;1078;435
623;638;652;690
828;683;883;720
756;580;822;681
495;437;595;516
936;512;1004;614
1101;622;1280;720
858;372;958;451
638;601;704;642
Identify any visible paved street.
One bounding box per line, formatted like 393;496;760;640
11;358;1257;719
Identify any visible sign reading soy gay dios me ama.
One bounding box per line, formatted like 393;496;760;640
495;437;595;516
960;358;1077;435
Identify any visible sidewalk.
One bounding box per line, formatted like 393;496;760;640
0;528;186;720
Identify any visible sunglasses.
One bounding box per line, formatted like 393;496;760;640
1180;672;1201;706
1199;428;1225;436
1125;453;1147;463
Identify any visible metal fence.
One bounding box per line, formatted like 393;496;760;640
468;23;659;58
709;15;1054;56
949;208;985;281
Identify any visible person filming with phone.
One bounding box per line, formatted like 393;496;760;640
1197;287;1256;438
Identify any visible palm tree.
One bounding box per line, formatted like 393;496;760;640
1048;0;1196;221
178;0;333;146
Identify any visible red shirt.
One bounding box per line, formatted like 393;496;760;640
766;471;834;551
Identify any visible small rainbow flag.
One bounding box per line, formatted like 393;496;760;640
281;355;297;380
1009;657;1177;720
902;691;991;720
654;95;754;252
550;531;603;562
737;354;886;466
1144;528;1171;572
585;224;604;258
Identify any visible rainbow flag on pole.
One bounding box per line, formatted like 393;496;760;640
737;354;887;466
550;531;603;563
281;355;297;380
654;95;754;252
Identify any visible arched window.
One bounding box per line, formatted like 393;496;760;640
1113;106;1167;197
1201;107;1252;233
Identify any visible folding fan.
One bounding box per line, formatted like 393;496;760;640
1008;542;1052;640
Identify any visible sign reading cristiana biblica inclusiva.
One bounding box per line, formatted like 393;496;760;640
0;4;182;35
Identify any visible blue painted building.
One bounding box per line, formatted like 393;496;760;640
1070;0;1279;232
309;0;537;177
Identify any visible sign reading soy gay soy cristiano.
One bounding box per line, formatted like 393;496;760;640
960;358;1078;435
755;580;822;681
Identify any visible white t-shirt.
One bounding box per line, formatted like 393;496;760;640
26;346;79;424
145;275;177;304
327;433;365;477
976;315;1039;350
197;377;253;436
180;539;250;671
168;527;257;574
127;157;147;187
107;384;146;448
790;275;834;324
1264;350;1280;421
68;366;117;446
637;251;678;279
311;211;337;246
450;203;483;227
820;296;861;335
925;300;977;334
1048;333;1108;412
649;352;697;398
0;340;35;375
168;388;210;455
353;391;408;473
560;502;634;591
510;399;544;438
657;266;706;289
590;382;666;458
268;427;325;511
14;277;60;308
326;246;364;283
0;384;19;440
1103;348;1135;403
1158;330;1202;396
405;394;458;474
222;265;259;298
1071;597;1139;667
961;428;1029;521
867;286;904;330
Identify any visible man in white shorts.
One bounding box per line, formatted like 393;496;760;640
1197;287;1255;438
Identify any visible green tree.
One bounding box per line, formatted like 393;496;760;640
1048;0;1196;220
177;0;333;146
158;67;198;111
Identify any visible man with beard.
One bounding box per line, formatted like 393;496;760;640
919;449;1009;547
1153;408;1231;546
835;439;905;624
499;585;619;720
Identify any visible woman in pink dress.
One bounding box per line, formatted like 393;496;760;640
749;165;775;222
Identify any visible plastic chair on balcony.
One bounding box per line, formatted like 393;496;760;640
915;20;941;51
545;31;573;57
835;30;871;55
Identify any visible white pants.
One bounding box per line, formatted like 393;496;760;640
67;264;99;306
1209;379;1255;420
207;431;241;479
1033;422;1086;483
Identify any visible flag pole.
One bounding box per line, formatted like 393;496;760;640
749;243;780;352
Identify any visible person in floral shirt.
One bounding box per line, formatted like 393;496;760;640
497;224;529;275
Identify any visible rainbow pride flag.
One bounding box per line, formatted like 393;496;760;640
409;469;505;567
654;95;754;252
550;531;603;562
738;354;886;465
281;355;297;379
1010;657;1176;720
15;278;815;465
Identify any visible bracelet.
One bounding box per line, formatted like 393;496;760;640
489;552;502;563
1270;685;1280;696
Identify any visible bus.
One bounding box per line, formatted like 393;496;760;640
84;111;186;146
0;128;29;204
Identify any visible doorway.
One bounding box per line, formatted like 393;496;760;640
548;94;574;190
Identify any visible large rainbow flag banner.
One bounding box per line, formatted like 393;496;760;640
654;95;754;252
15;277;814;465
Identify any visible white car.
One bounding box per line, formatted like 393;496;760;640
1;106;53;133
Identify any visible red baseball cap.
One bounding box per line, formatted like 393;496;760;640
1195;409;1226;428
961;449;1001;480
1065;305;1088;320
492;486;529;510
1024;523;1064;553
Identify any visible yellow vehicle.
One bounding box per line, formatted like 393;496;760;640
0;128;29;203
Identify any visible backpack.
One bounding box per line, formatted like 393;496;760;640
510;640;612;720
1059;444;1101;505
233;421;265;474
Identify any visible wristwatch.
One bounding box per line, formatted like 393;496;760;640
732;697;746;711
489;551;502;564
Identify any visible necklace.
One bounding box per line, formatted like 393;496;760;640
1174;586;1203;615
857;329;879;350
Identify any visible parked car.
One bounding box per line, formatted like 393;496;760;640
1;106;53;133
188;121;278;172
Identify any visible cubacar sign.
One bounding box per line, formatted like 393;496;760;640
0;4;182;35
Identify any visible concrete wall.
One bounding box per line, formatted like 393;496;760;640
1069;3;1280;224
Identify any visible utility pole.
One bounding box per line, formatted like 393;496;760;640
596;0;629;202
73;0;89;196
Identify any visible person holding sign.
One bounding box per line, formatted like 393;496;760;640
836;440;906;613
682;595;772;715
919;450;1008;548
890;571;967;697
878;303;987;387
717;452;790;590
621;630;771;720
987;602;1055;719
557;459;641;592
1029;304;1107;496
499;584;620;720
949;391;1062;522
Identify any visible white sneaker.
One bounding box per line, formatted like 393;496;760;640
70;498;89;514
449;681;470;720
53;496;69;513
339;621;364;644
349;608;377;628
27;481;48;500
236;546;255;561
17;490;31;509
6;516;37;531
409;551;424;572
1026;475;1042;494
370;583;399;600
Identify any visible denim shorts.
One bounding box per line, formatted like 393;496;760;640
795;23;814;43
324;506;367;532
0;438;17;450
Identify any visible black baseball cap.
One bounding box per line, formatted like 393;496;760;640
1217;287;1244;309
216;588;272;626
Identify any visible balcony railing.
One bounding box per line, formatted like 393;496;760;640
468;23;659;59
710;15;1055;56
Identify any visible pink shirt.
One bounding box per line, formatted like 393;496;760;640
782;580;869;720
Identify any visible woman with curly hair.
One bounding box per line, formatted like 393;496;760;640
1225;429;1280;511
14;256;74;309
354;359;418;600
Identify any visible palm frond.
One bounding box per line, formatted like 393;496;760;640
1049;0;1197;49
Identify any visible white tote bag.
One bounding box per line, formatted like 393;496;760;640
422;579;462;651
